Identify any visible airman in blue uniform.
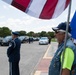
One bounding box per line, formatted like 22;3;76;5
7;31;21;75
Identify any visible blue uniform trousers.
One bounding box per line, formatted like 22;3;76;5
9;62;20;75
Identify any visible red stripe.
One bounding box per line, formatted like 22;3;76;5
11;0;30;12
65;0;70;9
39;0;58;19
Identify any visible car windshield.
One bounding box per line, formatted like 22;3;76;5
5;36;12;39
19;36;25;39
4;36;11;39
3;36;12;41
40;37;48;40
19;36;25;40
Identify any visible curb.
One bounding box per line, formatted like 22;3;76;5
31;44;50;75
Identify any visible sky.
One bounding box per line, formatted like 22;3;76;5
0;0;76;33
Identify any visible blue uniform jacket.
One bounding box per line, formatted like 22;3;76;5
7;38;21;62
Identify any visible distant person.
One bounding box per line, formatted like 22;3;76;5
48;37;51;44
49;22;76;75
7;31;21;75
28;37;31;44
31;37;33;43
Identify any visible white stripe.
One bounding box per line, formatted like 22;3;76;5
13;40;16;48
9;62;11;75
2;0;13;4
73;39;76;44
52;0;66;18
10;62;12;75
26;0;47;18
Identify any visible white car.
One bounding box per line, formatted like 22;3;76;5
39;37;49;45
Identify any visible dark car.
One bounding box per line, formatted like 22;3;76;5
1;36;12;46
0;37;3;46
18;36;29;43
33;37;40;41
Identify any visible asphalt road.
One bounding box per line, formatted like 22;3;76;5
0;41;49;75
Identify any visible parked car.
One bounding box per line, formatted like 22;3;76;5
1;36;12;46
0;37;3;45
39;37;49;45
18;36;29;43
33;37;40;41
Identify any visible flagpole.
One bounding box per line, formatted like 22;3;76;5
60;0;72;75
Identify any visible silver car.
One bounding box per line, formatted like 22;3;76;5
39;37;49;45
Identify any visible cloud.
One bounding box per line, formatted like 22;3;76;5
3;5;9;10
0;17;36;31
2;4;14;10
0;0;76;33
0;17;54;32
0;16;5;19
0;13;63;32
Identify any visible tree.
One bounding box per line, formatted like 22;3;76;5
39;31;47;37
47;31;54;38
0;27;11;37
0;26;55;38
27;31;34;36
0;27;3;37
33;33;39;37
19;31;26;36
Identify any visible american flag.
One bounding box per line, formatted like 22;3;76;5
70;11;76;39
2;0;70;19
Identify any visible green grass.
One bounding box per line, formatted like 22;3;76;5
51;38;57;42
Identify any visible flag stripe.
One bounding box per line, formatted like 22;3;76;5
65;0;70;9
52;0;66;18
13;0;30;8
11;0;30;12
11;1;26;12
39;0;58;19
2;0;70;19
26;0;47;18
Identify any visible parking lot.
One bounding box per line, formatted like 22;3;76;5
0;41;49;75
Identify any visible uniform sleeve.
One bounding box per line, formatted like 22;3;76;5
7;40;16;57
61;48;74;70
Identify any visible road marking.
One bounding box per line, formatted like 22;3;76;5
33;44;52;75
44;57;52;59
34;71;41;75
43;44;51;59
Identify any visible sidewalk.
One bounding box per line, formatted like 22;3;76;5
34;42;58;75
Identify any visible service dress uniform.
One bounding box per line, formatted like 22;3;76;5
7;33;21;75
